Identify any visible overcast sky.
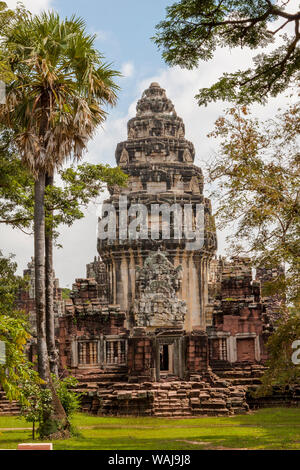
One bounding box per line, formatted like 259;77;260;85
1;0;298;287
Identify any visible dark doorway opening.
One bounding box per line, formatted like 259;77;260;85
160;344;169;371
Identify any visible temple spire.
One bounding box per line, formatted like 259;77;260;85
116;83;197;166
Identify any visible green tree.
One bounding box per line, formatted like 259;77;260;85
19;375;81;439
0;129;34;230
52;375;82;419
0;251;39;403
0;251;27;317
0;2;16;83
206;102;300;306
154;0;300;104
0;130;127;231
19;381;52;440
254;308;300;396
0;10;120;437
0;316;37;402
45;164;127;232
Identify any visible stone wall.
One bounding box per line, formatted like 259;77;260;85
127;336;154;382
207;257;272;368
86;256;109;303
16;258;64;337
256;265;285;322
185;333;208;376
76;375;249;417
59;277;128;378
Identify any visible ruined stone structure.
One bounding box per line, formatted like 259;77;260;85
98;82;217;332
256;265;286;323
16;258;64;338
6;84;293;418
52;84;288;417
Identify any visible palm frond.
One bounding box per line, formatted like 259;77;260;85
0;10;120;175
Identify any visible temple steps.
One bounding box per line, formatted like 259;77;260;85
211;364;266;387
1;370;298;417
74;375;249;417
0;392;20;415
229;378;262;386
74;373;128;384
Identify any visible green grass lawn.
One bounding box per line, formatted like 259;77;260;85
0;408;299;450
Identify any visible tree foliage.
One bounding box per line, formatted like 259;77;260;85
0;2;23;83
0;251;39;402
0;129;34;230
207;102;300;305
19;380;52;439
0;314;36;402
154;0;300;104
45;164;127;232
0;133;127;234
0;10;120;175
19;374;81;438
254;308;300;396
52;375;82;418
0;251;27;316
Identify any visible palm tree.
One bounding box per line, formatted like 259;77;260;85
0;11;119;436
45;171;57;376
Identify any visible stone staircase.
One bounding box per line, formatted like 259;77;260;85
1;364;297;417
72;371;249;417
72;366;300;416
0;390;20;416
72;368;128;385
211;364;300;409
211;363;266;387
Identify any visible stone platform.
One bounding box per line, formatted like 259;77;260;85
0;390;20;415
75;371;249;417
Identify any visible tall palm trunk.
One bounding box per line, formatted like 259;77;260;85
45;172;58;376
34;170;69;437
34;171;49;381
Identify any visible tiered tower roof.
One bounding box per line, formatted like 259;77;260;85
113;82;205;198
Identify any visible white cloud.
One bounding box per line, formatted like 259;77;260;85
5;0;53;14
121;62;135;78
93;30;109;42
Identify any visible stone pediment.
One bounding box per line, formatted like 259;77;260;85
134;250;186;328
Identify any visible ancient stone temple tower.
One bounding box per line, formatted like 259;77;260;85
98;82;217;331
6;84;290;420
49;83;279;417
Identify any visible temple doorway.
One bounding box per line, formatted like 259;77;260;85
155;335;185;381
159;344;174;374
